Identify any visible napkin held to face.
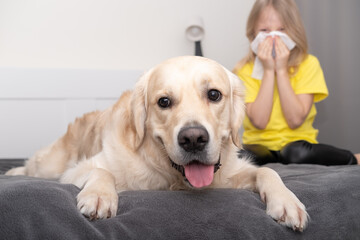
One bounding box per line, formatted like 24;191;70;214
251;31;296;80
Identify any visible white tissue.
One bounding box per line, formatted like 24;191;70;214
251;31;296;80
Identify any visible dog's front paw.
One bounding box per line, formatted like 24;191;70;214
76;187;118;220
264;189;308;231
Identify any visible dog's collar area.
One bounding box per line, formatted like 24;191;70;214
171;160;185;176
170;158;222;177
214;159;222;172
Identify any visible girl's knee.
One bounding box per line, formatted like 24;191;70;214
280;140;313;164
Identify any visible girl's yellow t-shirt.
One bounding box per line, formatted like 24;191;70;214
236;55;329;151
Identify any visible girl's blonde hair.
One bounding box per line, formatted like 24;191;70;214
233;0;308;74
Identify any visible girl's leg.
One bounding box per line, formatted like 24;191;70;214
241;144;280;165
280;140;357;165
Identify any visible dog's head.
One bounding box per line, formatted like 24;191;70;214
131;56;245;188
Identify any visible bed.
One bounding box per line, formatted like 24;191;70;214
1;159;359;239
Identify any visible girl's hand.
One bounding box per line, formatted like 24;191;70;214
274;36;290;73
257;36;275;72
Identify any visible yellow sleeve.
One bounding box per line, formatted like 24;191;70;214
294;55;329;102
236;63;260;103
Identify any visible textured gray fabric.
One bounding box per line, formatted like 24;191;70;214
0;164;360;240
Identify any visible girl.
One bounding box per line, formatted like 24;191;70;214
234;0;360;165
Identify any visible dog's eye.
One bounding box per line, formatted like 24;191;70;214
208;89;222;102
158;97;171;108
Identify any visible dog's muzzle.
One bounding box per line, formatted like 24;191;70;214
171;125;222;188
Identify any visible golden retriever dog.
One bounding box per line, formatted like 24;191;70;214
6;56;308;231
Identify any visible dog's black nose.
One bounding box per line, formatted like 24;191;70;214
178;126;209;152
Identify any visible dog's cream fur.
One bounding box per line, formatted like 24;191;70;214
6;56;308;231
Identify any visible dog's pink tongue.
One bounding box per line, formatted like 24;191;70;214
184;162;214;188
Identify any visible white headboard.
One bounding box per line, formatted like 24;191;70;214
0;68;142;158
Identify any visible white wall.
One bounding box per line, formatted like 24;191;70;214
0;0;254;158
0;0;253;70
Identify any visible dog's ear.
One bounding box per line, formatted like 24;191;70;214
130;68;153;149
223;67;245;148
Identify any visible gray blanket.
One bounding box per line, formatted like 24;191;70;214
1;163;359;240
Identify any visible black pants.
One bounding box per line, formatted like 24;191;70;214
241;140;357;166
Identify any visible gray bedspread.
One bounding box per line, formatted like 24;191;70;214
1;163;359;240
